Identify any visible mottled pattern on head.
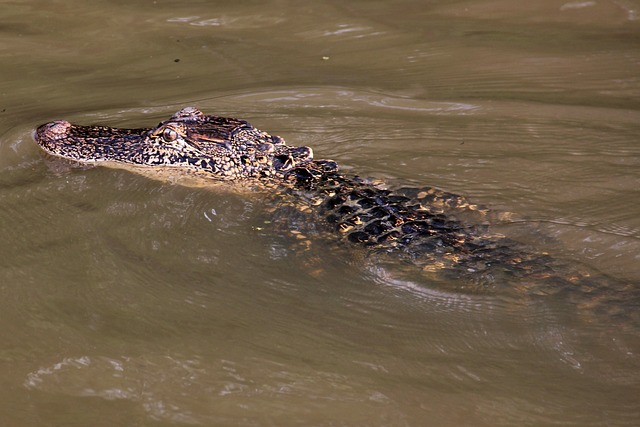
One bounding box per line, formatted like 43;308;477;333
35;107;314;179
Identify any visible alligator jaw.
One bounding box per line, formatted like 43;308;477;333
34;108;316;180
36;119;150;164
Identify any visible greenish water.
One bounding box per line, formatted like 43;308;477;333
1;1;640;425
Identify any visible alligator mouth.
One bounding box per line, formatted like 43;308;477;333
35;120;148;163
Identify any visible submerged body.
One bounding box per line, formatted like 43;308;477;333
35;107;638;324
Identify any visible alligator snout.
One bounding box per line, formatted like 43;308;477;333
36;120;72;142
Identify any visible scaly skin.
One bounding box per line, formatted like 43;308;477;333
35;107;497;269
36;107;313;178
35;107;639;326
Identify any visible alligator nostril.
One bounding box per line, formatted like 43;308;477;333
36;120;72;140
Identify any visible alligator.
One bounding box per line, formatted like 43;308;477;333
34;107;638;325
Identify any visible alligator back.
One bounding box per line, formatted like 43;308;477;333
272;160;640;328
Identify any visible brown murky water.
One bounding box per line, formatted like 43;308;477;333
1;1;640;425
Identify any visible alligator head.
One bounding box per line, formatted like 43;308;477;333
35;107;314;179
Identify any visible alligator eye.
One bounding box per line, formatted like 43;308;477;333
163;128;179;142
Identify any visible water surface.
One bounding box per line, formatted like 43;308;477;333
1;0;640;425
